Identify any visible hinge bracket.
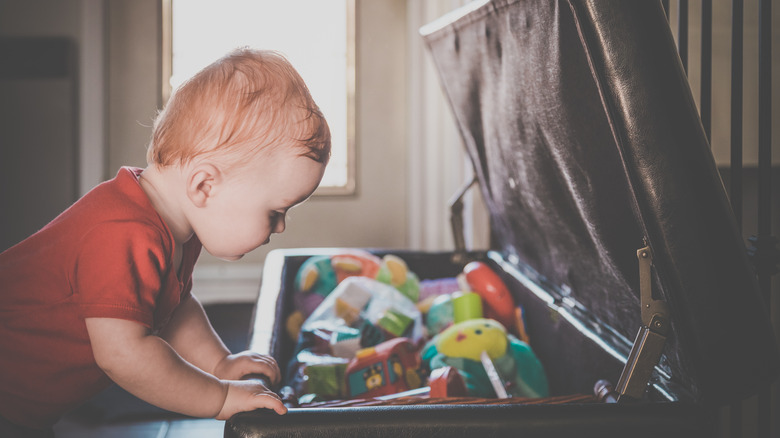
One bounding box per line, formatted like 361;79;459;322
449;175;478;266
615;245;670;401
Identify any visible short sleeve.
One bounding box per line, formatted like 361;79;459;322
73;221;173;328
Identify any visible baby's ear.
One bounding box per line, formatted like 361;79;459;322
186;162;222;208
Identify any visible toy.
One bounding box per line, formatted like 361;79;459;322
377;308;414;337
285;310;306;341
288;349;350;400
296;255;338;296
293;251;421;314
302;277;424;342
333;281;372;325
451;291;483;323
375;254;420;302
345;337;423;398
331;250;382;283
425;294;454;336
424;290;485;336
428;365;468;397
418;277;461;302
421;318;548;399
330;327;363;358
461;261;517;332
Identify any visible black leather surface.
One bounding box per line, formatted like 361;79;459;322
226;402;715;438
422;0;779;404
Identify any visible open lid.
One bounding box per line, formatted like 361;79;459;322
421;0;778;405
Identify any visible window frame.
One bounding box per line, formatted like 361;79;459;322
161;0;357;196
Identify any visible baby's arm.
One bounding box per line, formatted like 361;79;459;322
84;317;286;419
159;295;281;384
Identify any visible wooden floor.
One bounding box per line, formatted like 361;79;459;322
52;303;254;438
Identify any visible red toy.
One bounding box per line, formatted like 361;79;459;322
345;337;422;398
462;261;517;333
428;366;468;397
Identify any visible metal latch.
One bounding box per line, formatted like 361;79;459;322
449;175;478;266
615;245;670;401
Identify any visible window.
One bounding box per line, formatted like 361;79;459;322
163;0;356;194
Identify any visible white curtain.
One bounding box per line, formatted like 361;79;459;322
405;0;490;252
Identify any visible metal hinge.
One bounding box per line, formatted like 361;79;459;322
449;175;478;266
615;245;671;401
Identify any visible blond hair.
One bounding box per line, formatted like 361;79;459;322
147;48;330;168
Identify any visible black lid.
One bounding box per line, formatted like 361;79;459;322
422;0;778;404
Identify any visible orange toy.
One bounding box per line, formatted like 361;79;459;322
461;261;516;333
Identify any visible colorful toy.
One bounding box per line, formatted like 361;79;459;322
301;277;425;347
288;349;350;400
302;361;348;399
285;310;306;341
296;287;326;315
284;259;549;404
375;254;420;302
418;277;461;302
332;281;372;325
451;291;483;323
428;365;468;398
345;337;423;398
377;308;414;337
425;294;455;336
329;327;363;358
331;250;382;283
421;318;548;399
296;255;338;296
461;261;517;332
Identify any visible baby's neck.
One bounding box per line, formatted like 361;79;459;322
138;165;194;245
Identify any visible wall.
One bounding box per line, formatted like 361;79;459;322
0;0;105;252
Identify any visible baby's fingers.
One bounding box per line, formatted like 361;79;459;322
253;390;287;415
242;353;281;385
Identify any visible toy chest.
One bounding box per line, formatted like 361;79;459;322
225;1;779;437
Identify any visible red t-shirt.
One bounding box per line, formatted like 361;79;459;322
0;167;202;428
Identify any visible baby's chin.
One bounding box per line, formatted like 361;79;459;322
214;253;245;262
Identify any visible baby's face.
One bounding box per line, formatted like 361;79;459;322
193;148;326;261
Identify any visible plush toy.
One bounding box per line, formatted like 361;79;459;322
296;255;338;297
421;318;548;399
331;250;382;283
295;251;420;302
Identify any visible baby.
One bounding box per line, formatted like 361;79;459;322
0;48;330;435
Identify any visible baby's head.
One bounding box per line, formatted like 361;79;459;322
146;48;331;260
148;47;330;171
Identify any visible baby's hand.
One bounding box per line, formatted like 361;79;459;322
213;351;281;386
216;379;287;420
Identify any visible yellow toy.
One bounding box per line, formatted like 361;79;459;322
436;318;508;361
422;318;549;398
